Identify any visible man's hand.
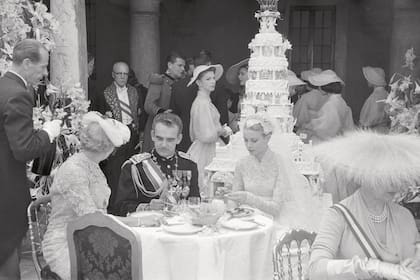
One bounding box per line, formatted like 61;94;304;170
42;119;62;141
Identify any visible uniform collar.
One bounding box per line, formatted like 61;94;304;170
152;149;177;163
164;72;176;82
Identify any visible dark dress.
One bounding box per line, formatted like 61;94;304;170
0;72;52;265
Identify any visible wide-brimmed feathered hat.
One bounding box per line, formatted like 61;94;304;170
313;131;420;193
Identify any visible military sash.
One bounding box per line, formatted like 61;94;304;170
125;154;166;198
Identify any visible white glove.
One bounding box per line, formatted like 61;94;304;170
326;256;372;280
42;119;61;142
366;259;420;280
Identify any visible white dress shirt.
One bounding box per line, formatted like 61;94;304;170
115;83;133;125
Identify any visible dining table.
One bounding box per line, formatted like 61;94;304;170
128;210;275;280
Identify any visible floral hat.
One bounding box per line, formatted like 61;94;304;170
244;113;275;135
187;64;224;87
82;111;131;147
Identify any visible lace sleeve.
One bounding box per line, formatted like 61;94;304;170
52;162;103;216
232;161;245;191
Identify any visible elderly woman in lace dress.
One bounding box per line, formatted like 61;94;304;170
42;112;130;280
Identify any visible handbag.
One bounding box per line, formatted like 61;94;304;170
332;203;383;261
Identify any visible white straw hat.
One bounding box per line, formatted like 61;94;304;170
362;66;387;87
82;111;131;147
226;58;249;86
187;64;224;87
288;70;306;87
300;67;322;82
308;69;344;87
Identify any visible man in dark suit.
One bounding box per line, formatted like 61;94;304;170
0;39;61;278
102;61;142;214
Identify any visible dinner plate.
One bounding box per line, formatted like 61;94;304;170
162;224;204;235
227;207;254;218
221;219;258;231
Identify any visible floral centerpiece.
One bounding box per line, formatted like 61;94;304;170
1;0;90;196
385;48;420;134
385;48;420;218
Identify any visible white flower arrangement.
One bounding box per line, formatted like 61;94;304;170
385;48;420;134
0;0;59;75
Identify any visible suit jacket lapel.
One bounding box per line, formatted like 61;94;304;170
127;86;139;121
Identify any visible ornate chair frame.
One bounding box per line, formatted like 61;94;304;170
273;229;316;280
27;195;53;280
67;212;143;280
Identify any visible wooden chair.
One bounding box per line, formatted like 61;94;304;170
273;229;317;280
27;195;61;280
67;212;143;280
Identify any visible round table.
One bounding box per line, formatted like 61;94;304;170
131;214;275;280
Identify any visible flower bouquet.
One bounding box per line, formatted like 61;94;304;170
385;48;420;134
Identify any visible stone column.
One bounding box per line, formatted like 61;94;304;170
50;0;88;96
130;0;161;86
389;0;420;75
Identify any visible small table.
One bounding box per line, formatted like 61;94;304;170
131;213;275;280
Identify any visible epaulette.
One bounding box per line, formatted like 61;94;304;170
177;151;191;160
149;73;164;85
122;153;151;168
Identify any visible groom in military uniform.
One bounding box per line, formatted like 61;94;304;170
113;112;200;216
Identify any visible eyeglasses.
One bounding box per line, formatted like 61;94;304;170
113;72;129;76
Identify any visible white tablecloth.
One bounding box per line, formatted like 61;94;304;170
131;214;275;280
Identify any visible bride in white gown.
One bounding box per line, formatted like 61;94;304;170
227;114;330;232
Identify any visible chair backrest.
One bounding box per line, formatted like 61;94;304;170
67;212;142;280
273;229;316;280
27;195;53;279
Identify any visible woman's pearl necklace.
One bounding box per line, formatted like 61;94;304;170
367;205;388;223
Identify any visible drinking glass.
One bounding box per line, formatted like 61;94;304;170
188;197;201;209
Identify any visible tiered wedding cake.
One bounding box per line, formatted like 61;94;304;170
243;7;294;133
207;1;317;177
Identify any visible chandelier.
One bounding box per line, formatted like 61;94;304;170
256;0;279;11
